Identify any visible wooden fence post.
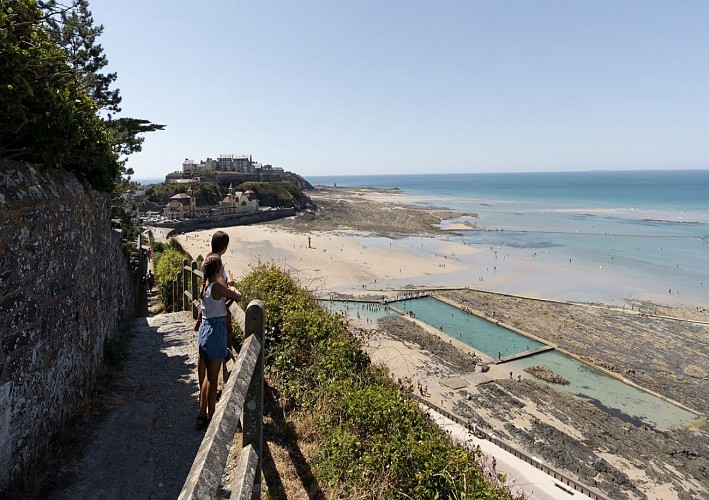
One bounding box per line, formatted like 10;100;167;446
183;258;190;311
177;271;183;311
173;271;179;312
242;300;264;499
191;261;199;319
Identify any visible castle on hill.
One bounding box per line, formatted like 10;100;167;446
181;154;284;175
165;152;312;191
163;183;258;220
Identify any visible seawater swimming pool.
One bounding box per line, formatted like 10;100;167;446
321;296;699;431
323;300;393;324
393;297;546;359
507;350;696;430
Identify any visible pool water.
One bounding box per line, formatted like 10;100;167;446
508;350;697;430
394;296;546;359
322;297;699;430
323;300;393;325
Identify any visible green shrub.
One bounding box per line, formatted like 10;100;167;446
238;263;513;498
154;245;190;310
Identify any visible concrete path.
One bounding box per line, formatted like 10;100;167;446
423;407;591;500
48;312;202;500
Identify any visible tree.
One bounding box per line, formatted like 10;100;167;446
0;0;118;191
39;0;120;116
39;0;165;185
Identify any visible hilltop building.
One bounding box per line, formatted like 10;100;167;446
180;154;285;176
163;184;258;220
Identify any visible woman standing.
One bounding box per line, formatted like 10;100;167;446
196;254;242;428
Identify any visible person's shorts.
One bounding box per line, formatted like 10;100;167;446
198;316;228;361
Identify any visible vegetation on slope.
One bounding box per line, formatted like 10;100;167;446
238;181;312;209
145;182;226;207
237;263;513;498
145;180;312;210
0;0;117;191
153;239;191;310
1;0;163;193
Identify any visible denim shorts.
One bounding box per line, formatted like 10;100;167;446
198;316;228;361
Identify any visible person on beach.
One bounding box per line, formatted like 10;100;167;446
196;254;242;428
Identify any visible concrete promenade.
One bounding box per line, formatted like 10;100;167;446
424;407;592;500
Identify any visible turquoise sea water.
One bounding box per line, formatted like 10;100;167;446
309;171;709;305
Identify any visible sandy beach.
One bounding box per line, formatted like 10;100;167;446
167;186;708;499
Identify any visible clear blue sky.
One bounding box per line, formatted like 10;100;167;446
88;0;709;179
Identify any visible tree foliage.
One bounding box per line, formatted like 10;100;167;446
145;182;226;207
39;0;165;185
153;239;191;310
237;181;311;209
0;0;163;192
38;0;120;115
144;180;312;210
0;0;118;191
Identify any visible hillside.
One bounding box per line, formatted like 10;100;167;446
143;180;313;210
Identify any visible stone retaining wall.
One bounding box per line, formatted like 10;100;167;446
0;160;136;492
164;207;296;236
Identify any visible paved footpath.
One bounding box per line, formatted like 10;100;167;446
48;312;202;500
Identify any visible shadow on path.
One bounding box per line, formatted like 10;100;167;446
47;313;201;500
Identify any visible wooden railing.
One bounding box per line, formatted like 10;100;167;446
175;260;265;499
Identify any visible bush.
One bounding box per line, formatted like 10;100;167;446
154;244;191;310
238;181;310;209
238;263;513;498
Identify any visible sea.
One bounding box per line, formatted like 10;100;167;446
134;177;165;186
308;170;709;307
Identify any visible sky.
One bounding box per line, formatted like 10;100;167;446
86;0;709;179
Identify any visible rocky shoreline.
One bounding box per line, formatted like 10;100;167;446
275;186;478;236
523;365;569;384
373;307;708;499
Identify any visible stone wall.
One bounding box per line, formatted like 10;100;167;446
0;160;137;491
164;207;296;236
